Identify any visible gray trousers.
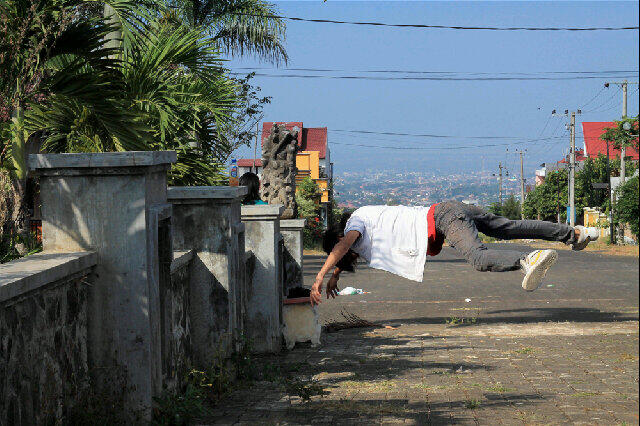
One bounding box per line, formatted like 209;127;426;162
433;201;575;272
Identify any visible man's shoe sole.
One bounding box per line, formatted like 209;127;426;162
522;250;558;291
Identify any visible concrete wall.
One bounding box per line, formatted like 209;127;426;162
1;151;294;421
280;219;306;296
164;250;194;392
241;205;285;353
28;151;176;417
168;187;248;364
0;252;96;425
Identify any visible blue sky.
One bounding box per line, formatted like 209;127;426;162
228;1;639;177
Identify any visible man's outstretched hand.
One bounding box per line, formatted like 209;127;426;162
310;277;323;306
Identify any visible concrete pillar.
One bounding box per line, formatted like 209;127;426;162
167;187;247;364
241;205;285;353
28;151;176;418
279;219;307;297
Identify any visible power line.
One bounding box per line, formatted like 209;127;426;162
328;136;568;151
230;72;639;81
582;86;623;112
230;12;639;31
579;86;607;109
257;127;572;140
234;67;638;76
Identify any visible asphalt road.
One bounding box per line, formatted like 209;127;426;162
306;243;639;326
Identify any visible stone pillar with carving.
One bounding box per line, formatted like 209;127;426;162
260;123;298;219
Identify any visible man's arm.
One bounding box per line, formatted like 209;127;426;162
310;230;360;305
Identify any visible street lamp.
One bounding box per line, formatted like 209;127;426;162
623;121;632;131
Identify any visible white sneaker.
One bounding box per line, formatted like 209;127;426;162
520;249;558;291
572;225;599;251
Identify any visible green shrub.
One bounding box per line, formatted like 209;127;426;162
616;176;639;239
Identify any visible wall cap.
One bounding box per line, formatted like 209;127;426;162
241;204;285;220
280;219;307;229
170;250;194;274
0;252;97;303
167;186;247;201
29;151;177;171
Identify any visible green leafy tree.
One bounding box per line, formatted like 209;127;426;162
601;116;639;153
615;175;639;239
296;176;322;248
500;195;521;220
1;0;152;234
523;168;568;222
22;15;241;186
167;0;288;65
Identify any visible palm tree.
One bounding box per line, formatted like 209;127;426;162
1;0;242;242
167;0;288;65
26;19;241;185
0;0;152;236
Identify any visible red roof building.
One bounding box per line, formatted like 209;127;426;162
237;159;262;168
582;122;639;160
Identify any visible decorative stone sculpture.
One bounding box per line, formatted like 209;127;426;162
260;123;298;219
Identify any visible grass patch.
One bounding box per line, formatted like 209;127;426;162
464;399;481;409
570;392;600;397
152;385;209;425
485;384;513;393
478;233;499;243
513;347;534;355
321;400;406;416
284;378;326;401
618;353;637;362
340;379;397;392
445;316;478;326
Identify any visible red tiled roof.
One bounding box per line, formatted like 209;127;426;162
582;122;639;160
262;122;303;146
238;159;262;167
262;122;328;159
301;127;328;159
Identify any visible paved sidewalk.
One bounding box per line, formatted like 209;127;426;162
202;244;639;425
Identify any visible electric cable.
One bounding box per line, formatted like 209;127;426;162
229;72;638;81
230;12;639;31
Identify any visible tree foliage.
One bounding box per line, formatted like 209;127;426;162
295;176;322;248
523;155;637;224
600;116;639;152
615;175;639;239
167;0;288;65
488;195;521;220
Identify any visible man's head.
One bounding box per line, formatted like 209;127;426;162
322;211;358;272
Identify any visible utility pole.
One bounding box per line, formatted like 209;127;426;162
554;109;581;226
569;111;576;227
493;163;504;206
519;150;525;219
604;80;638;243
621;81;627;185
506;149;526;218
253;122;259;173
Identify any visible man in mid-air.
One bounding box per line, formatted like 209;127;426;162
311;201;599;305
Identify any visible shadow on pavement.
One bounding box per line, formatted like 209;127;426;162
364;307;637;327
276;393;545;424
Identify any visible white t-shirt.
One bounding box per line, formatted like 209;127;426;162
344;205;432;282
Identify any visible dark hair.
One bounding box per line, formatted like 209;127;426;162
322;211;357;272
239;172;261;204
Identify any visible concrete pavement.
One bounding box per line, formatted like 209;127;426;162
202;243;639;425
